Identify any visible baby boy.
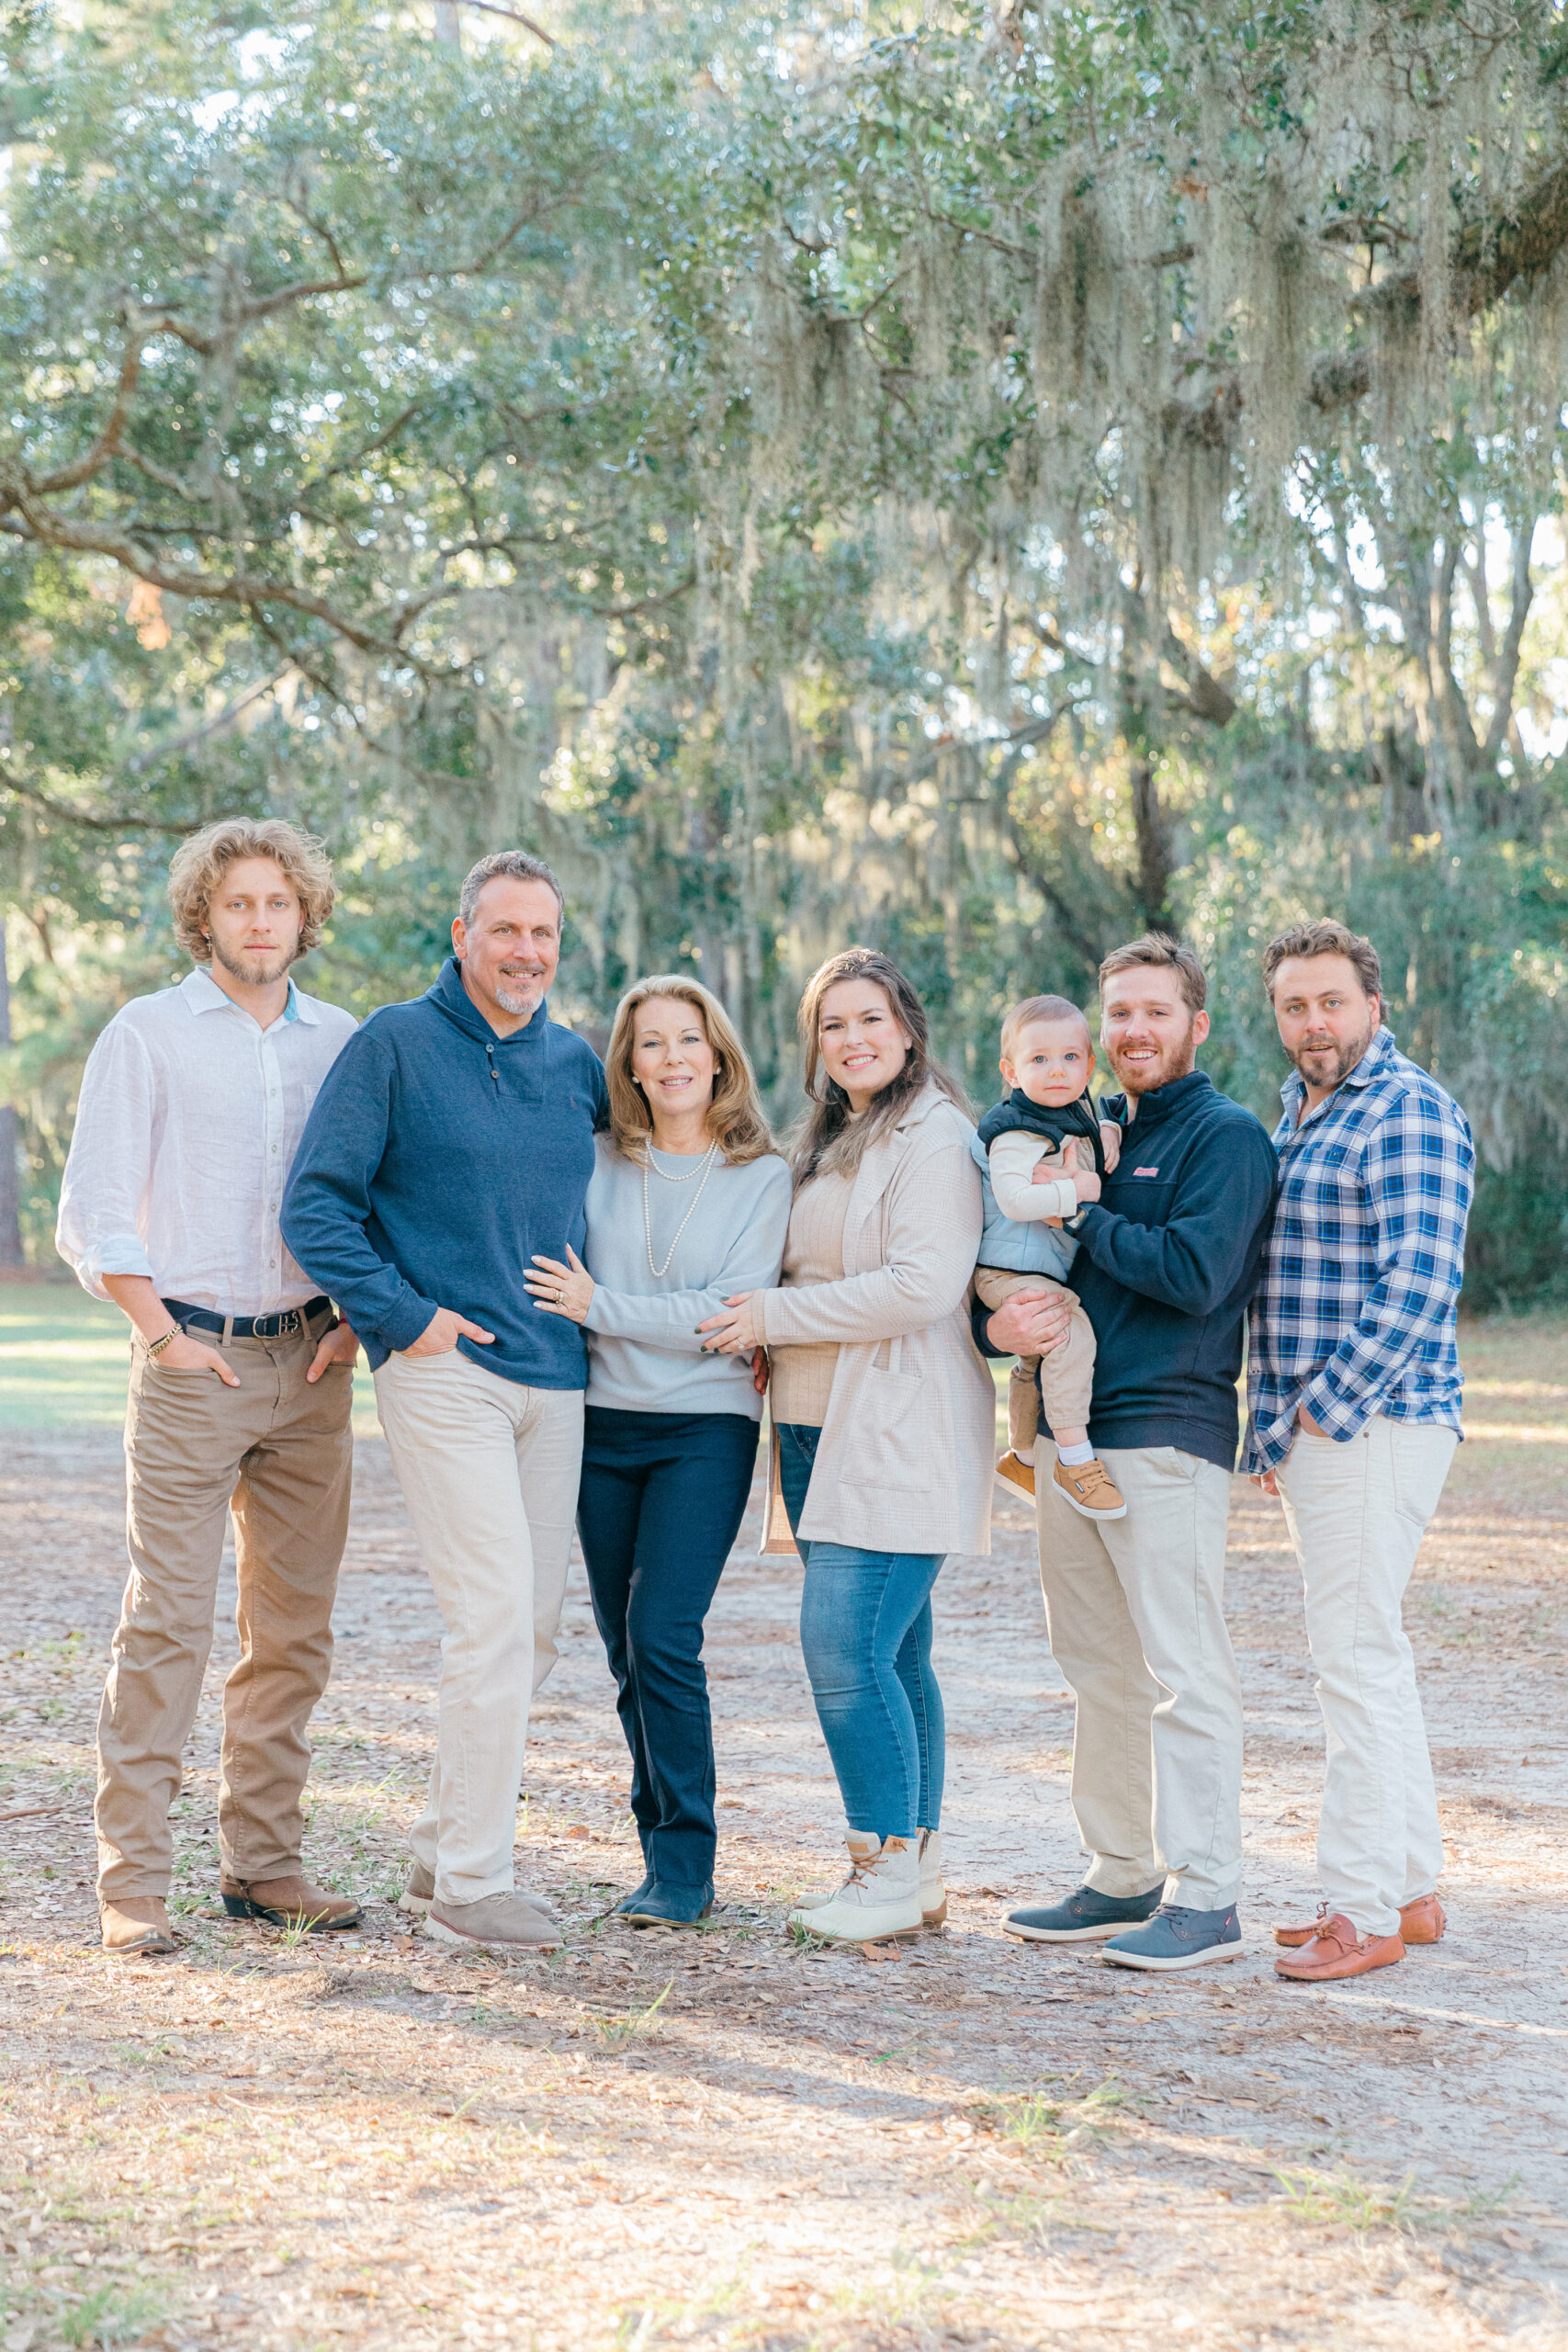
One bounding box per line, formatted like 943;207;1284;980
971;993;1125;1519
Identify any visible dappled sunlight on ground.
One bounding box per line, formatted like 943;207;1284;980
1;1307;1565;2348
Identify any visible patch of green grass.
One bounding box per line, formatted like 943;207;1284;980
975;2075;1132;2159
61;2279;170;2346
1269;2163;1505;2235
593;1977;673;2052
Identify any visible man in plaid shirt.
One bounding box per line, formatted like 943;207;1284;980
1245;919;1474;1984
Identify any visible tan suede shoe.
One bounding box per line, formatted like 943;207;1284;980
100;1896;179;1957
220;1875;362;1931
1276;1893;1445;1949
994;1450;1036;1501
1051;1455;1127;1520
425;1893;563;1951
1275;1913;1404;1982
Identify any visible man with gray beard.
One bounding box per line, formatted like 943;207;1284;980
282;853;607;1953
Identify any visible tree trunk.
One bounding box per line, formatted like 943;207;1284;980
1129;757;1175;934
434;3;463;45
0;925;25;1267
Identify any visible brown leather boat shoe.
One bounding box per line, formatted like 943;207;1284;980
1276;1893;1445;1949
220;1875;362;1931
1275;1913;1404;1982
100;1896;179;1957
1395;1892;1446;1944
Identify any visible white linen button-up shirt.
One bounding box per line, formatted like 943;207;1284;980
56;967;357;1316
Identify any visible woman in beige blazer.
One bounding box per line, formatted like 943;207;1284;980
698;947;995;1942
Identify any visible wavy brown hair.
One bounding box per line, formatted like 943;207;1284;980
168;818;335;965
793;946;968;1183
604;976;774;1166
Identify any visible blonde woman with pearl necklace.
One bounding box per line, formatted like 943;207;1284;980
525;977;789;1928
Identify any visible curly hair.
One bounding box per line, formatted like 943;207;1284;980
168;819;336;965
604;976;774;1167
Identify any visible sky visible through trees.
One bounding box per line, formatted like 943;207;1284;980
2;0;1565;1299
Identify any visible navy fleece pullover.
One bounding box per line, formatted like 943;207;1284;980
976;1067;1277;1471
281;958;606;1385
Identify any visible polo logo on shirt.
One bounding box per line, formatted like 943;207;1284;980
1132;1165;1160;1177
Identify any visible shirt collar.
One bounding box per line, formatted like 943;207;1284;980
179;967;317;1027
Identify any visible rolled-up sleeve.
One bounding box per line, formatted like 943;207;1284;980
55;1020;157;1299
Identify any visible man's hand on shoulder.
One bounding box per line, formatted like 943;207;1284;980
400;1306;496;1358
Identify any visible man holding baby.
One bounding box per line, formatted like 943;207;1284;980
978;933;1277;1973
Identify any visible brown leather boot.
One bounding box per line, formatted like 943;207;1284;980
100;1895;179;1957
220;1874;362;1931
1277;1893;1445;1949
1275;1913;1404;1982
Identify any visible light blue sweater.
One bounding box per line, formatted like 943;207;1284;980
581;1139;792;1419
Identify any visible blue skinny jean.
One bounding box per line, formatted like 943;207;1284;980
577;1407;759;1890
775;1421;945;1840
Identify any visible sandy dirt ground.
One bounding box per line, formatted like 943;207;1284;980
2;1317;1566;2350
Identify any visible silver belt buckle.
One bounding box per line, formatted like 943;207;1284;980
279;1309;300;1339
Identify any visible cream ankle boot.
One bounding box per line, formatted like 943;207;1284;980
919;1828;946;1927
787;1833;923;1944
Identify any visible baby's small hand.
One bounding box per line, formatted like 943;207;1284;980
1099;1120;1122;1172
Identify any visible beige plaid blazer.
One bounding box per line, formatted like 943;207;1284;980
755;1085;994;1557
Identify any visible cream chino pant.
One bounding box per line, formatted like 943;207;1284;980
1275;1415;1456;1939
374;1349;583;1905
1033;1441;1243;1911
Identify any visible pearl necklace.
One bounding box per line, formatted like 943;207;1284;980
643;1139;719;1278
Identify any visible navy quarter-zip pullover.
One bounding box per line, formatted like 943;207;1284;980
281;958;607;1385
977;1068;1277;1472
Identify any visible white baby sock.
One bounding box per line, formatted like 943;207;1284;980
1057;1440;1095;1467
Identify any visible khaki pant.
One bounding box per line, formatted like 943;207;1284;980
974;1267;1097;1455
373;1349;583;1905
1034;1440;1242;1910
1276;1415;1457;1938
97;1310;353;1903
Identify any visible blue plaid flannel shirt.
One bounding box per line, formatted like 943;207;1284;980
1243;1024;1474;1474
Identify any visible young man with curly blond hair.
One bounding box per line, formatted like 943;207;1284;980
57;818;362;1956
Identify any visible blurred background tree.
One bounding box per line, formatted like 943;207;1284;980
2;0;1564;1301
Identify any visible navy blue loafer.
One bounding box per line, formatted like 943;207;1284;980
1003;1883;1165;1943
622;1880;715;1929
1102;1902;1243;1971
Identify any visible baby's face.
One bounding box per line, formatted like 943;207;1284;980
1001;1018;1094;1107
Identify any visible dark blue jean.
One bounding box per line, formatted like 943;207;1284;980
775;1421;945;1840
576;1407;759;1890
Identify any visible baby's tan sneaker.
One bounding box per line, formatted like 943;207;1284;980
994;1449;1036;1501
1051;1455;1127;1520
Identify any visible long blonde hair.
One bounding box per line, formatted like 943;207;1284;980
604;976;774;1166
792;946;968;1184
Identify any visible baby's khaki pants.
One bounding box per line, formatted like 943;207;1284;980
96;1313;353;1904
973;1266;1097;1453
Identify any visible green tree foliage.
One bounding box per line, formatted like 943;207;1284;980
1;0;1564;1299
